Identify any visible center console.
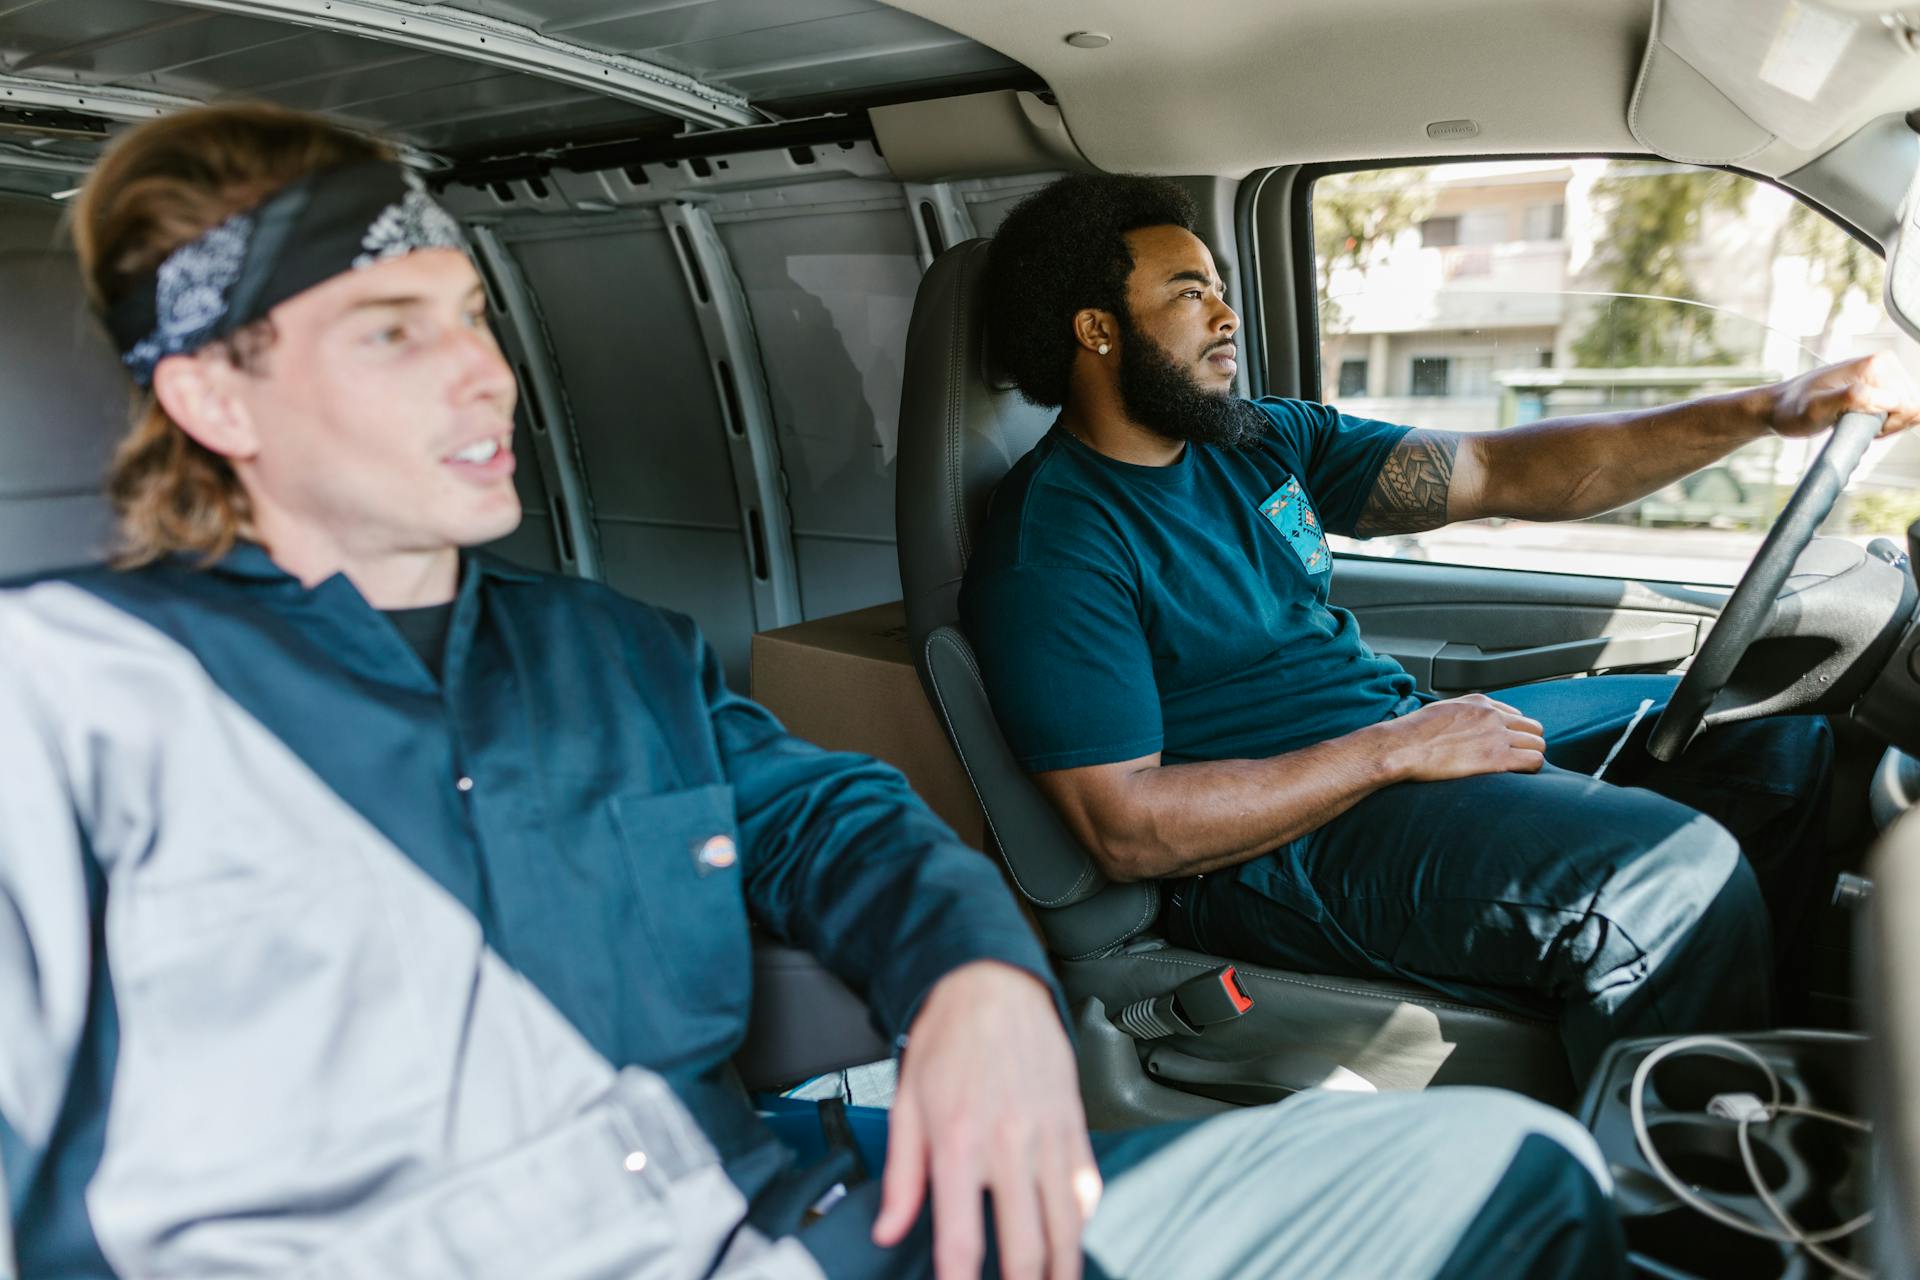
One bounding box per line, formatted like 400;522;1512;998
1580;1031;1872;1279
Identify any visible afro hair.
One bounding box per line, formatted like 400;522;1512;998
983;173;1198;408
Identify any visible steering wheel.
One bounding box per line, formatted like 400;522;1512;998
1646;410;1887;762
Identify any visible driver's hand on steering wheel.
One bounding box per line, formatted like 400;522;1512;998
1766;351;1920;441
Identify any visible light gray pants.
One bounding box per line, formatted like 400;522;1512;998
796;1086;1625;1279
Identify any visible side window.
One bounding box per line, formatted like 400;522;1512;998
1309;161;1920;584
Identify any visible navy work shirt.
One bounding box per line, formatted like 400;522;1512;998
66;544;1054;1201
961;396;1418;771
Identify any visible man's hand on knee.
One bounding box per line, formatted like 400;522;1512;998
1369;693;1547;783
871;960;1101;1279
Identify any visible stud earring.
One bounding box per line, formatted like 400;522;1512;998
1097;343;1110;355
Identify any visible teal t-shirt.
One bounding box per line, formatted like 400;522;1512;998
960;396;1419;772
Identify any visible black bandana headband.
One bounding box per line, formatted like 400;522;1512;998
103;160;468;386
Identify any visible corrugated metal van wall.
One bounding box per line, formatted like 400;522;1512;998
454;149;1054;684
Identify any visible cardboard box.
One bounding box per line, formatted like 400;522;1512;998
751;600;985;850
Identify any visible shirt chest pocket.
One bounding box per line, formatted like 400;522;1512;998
612;784;750;1025
1256;477;1331;578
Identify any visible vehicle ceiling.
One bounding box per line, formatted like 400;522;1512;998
887;0;1919;180
0;0;1029;196
0;1;1915;227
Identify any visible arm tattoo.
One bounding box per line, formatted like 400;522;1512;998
1355;430;1460;537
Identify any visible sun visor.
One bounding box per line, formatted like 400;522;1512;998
871;90;1092;182
1630;0;1918;164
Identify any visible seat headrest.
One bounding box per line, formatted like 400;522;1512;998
895;238;1055;647
0;252;127;578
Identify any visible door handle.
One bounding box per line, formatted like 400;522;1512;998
1429;624;1696;691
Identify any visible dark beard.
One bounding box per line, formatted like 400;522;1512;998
1114;315;1267;450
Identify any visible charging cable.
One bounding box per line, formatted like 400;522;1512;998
1629;1035;1873;1279
1592;697;1657;781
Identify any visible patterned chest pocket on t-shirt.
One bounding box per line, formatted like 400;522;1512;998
1257;478;1330;576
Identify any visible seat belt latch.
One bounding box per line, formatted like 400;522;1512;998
1111;965;1255;1041
1174;964;1254;1025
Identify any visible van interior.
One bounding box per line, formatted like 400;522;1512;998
4;2;1920;1276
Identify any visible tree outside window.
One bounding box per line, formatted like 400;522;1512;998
1313;168;1435;377
1569;165;1750;370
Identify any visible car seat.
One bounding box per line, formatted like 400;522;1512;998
894;238;1574;1123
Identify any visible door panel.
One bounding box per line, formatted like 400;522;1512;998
1330;555;1727;694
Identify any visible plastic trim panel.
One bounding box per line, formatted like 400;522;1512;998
468;225;601;580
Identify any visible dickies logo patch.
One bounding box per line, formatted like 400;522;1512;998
695;833;737;874
1258;478;1330;576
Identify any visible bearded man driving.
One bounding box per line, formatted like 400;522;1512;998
962;174;1919;1079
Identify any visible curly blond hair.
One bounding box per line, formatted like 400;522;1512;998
71;103;390;566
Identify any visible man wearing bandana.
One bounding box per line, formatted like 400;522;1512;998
961;175;1920;1083
0;106;1628;1279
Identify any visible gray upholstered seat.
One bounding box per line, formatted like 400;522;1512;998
0;251;126;578
895;238;1572;1124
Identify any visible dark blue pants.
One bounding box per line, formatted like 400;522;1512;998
1165;676;1833;1079
793;1088;1624;1278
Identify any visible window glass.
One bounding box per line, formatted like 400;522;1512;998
1458;208;1507;246
1312;160;1920;584
1418;215;1458;247
1522;201;1565;242
1410;356;1451;396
